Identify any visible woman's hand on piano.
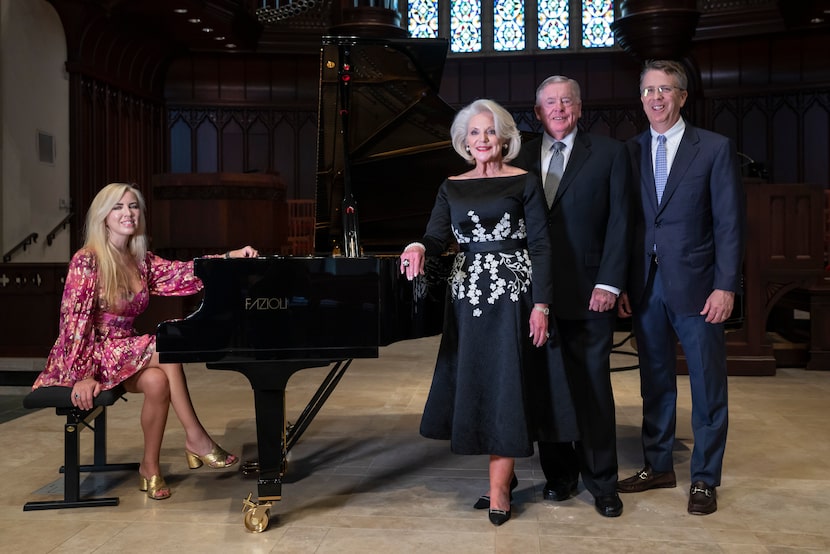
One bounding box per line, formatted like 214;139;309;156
400;243;425;280
227;246;259;258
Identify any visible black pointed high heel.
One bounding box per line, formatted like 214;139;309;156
473;473;519;510
488;506;511;526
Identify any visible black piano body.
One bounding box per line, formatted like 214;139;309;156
157;256;447;505
160;256;383;365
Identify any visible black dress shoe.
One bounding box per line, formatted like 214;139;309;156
687;481;717;515
617;466;676;493
543;479;578;501
594;493;623;518
473;473;518;510
488;507;511;526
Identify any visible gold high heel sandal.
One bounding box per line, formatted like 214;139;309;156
139;474;171;500
185;443;239;469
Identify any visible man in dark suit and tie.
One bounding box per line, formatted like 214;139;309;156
617;60;745;515
515;75;631;518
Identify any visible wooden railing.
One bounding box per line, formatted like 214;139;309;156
2;232;38;263
46;213;73;246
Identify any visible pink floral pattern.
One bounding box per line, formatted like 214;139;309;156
33;250;203;391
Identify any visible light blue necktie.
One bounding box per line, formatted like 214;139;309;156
655;134;667;204
544;141;565;207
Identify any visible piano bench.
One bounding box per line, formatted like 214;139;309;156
21;384;139;511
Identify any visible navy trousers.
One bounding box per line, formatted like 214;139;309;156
632;264;728;487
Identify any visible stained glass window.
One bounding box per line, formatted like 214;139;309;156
412;1;615;53
409;0;439;38
451;1;482;52
538;0;569;50
582;0;614;48
494;0;525;52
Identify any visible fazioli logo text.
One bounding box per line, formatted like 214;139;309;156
245;297;290;310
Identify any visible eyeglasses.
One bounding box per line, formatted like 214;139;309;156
641;86;683;97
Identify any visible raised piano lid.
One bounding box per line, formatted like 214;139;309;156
315;36;467;255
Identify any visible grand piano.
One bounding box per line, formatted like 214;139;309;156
157;35;459;532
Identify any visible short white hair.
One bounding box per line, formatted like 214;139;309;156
450;99;521;164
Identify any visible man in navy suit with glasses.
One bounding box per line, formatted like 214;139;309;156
617;59;746;516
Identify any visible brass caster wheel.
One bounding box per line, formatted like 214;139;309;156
244;506;270;533
242;492;273;533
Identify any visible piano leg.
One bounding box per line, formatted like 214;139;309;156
213;360;350;532
251;387;288;502
236;386;287;533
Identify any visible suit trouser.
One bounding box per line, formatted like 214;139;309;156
539;316;619;497
632;263;728;487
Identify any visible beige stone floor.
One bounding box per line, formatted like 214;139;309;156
1;334;829;553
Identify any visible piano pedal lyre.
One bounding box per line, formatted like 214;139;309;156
242;492;273;533
241;452;289;477
241;460;259;476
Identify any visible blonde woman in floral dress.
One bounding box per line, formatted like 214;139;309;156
33;182;258;500
399;100;577;525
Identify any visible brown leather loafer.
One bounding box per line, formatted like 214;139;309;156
617;466;677;493
687;481;717;515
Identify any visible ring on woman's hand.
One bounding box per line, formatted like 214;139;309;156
545;332;550;338
74;393;79;399
402;259;410;267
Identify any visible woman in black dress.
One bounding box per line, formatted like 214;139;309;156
400;99;577;525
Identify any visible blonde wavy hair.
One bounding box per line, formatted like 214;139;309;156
83;183;149;308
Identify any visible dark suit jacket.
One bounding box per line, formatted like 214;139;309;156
625;124;745;316
515;131;632;320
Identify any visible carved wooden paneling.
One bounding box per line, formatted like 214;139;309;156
167;107;318;198
67;76;168;251
165;54;320;106
151;172;289;259
708;90;830;185
162;58;828;204
440;51;643;110
0;264;66;357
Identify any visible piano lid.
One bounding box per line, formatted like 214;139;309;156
315;36;467;254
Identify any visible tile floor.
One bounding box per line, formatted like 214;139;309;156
1;334;829;553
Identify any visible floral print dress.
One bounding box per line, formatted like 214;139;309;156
33;250;203;391
418;174;577;457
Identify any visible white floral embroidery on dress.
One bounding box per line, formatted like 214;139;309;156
449;210;532;317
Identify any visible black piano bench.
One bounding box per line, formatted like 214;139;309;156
22;384;139;511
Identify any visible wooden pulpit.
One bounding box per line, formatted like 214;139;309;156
677;181;826;376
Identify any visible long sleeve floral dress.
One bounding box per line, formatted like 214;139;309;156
418;174;578;458
33;249;203;390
